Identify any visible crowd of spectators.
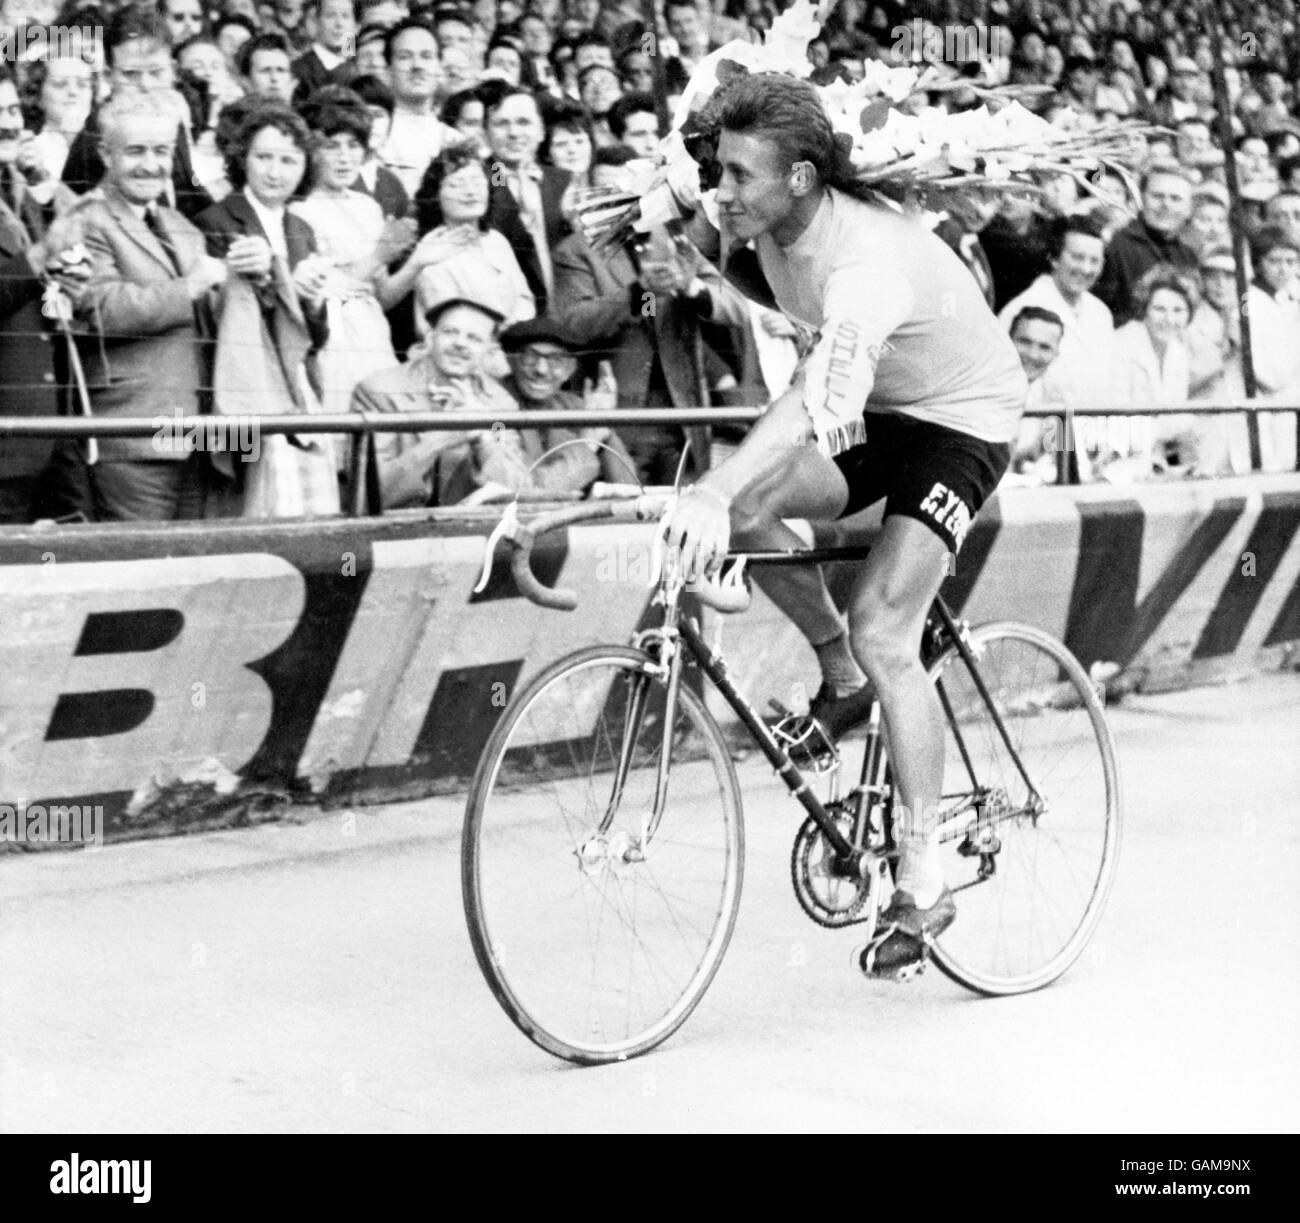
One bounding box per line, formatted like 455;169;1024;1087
3;0;1300;523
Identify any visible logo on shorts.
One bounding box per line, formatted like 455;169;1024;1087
919;482;971;551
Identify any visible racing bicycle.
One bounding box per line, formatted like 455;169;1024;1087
462;495;1122;1064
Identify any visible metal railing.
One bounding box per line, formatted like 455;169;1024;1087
1;403;1296;518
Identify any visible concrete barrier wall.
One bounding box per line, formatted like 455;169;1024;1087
2;474;1298;844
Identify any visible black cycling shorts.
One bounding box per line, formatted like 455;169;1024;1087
831;412;1011;554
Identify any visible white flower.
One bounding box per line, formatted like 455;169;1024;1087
992;100;1054;144
859;58;920;103
982;155;1011;180
670;40;768;130
877;107;923;156
762;0;821;77
849;130;900;169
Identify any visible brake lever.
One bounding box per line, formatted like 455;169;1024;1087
473;500;521;595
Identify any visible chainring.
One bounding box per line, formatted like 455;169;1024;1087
790;811;872;928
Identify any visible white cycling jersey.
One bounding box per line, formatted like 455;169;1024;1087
734;187;1028;453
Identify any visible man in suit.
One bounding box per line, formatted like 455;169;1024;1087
482;81;570;311
73;91;229;521
61;6;214;220
0;67;92;523
292;0;359;98
551;148;749;484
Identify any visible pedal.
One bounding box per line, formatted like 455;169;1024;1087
856;926;931;981
769;710;839;771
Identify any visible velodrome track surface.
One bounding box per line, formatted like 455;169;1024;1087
2;672;1297;1134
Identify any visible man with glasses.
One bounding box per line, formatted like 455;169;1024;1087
158;0;205;47
498;316;634;494
1152;56;1207;127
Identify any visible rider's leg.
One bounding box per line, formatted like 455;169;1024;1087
845;515;950;906
728;444;861;690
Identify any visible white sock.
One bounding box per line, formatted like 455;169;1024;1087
895;831;944;909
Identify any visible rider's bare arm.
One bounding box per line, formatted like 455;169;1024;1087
701;378;813;504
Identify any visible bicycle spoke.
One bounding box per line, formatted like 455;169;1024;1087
464;650;743;1063
927;625;1120;995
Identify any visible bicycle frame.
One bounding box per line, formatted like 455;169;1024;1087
625;545;1046;874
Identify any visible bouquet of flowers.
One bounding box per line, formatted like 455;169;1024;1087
573;0;1160;253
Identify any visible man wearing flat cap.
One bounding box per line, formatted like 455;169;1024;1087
499;316;637;494
351;294;521;508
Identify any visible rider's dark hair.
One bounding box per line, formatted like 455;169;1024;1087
713;72;865;197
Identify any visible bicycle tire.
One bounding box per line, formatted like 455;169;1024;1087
923;622;1122;995
462;645;745;1064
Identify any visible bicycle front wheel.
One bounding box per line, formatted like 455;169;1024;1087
462;646;744;1064
925;622;1121;995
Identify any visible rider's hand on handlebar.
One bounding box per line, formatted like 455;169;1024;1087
661;484;731;581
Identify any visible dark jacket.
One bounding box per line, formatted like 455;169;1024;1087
935;216;996;309
354;164;410;220
1093;216;1198;326
0;175;97;519
484;160;570;312
193;191;329;350
551;230;748;474
291;46;334;98
980;211;1052;312
0;188;63;479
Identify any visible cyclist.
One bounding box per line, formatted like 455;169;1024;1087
662;73;1028;978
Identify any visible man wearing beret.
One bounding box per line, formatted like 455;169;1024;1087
499;316;636;494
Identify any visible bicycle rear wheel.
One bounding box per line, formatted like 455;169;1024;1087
925;622;1121;995
462;646;744;1064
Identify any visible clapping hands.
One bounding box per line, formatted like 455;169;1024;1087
414;225;479;269
225;234;273;281
291;254;331;308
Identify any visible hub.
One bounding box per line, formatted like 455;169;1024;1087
575;829;645;878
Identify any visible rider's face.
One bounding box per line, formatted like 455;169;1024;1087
714;129;799;245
